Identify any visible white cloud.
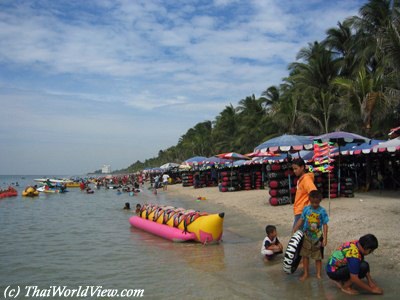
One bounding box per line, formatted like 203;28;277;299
0;0;366;174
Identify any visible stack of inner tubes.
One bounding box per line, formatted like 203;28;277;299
267;162;296;206
199;172;206;188
181;172;193;187
340;177;354;197
219;170;240;192
321;172;338;198
202;170;214;187
254;171;263;189
241;172;252;190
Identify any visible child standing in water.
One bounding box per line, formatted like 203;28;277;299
293;190;329;280
261;225;283;261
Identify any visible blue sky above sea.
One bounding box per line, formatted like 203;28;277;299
0;0;367;175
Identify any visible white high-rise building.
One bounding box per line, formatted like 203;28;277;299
102;165;111;174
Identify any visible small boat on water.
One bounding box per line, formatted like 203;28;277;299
37;186;67;194
22;186;39;197
34;178;73;184
0;187;18;199
65;181;81;188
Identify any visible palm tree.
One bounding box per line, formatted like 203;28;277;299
271;76;304;134
235;95;268;152
176;121;213;157
286;42;341;133
340;0;400;133
212;104;239;153
334;66;389;133
347;0;396;73
291;41;340;90
323;20;359;77
260;86;280;113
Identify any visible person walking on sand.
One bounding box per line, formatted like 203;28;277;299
326;234;383;295
292;158;317;229
162;173;170;191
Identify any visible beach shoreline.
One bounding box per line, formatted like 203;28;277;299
164;184;400;270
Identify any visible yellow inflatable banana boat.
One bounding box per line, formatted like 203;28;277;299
130;204;224;244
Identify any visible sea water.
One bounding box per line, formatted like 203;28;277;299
0;175;398;299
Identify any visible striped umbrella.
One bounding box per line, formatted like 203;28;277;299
254;134;314;152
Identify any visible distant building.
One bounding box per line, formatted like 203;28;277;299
102;165;111;174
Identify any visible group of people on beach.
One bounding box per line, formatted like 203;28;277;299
261;158;383;295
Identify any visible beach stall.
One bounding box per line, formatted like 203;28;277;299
254;134;314;206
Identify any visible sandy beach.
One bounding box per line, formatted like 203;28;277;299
165;184;400;271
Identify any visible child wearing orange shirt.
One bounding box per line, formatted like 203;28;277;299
292;158;317;228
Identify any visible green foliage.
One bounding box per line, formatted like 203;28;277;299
118;0;400;173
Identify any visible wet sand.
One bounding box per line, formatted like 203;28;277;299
165;184;400;271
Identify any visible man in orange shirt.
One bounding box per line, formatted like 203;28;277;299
292;158;317;228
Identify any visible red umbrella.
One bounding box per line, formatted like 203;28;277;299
216;152;250;160
389;126;400;139
245;150;277;158
216;152;250;189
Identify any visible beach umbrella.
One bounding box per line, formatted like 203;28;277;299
314;131;370;146
160;162;180;170
215;152;251;170
331;139;383;156
314;131;370;202
388;126;400;139
254;134;314;152
216;152;251;160
245;150;276;158
204;156;231;164
292;150;314;162
184;156;208;164
201;157;231;169
178;164;192;171
233;159;248;167
255;136;313;202
215;152;250;188
372;137;400;153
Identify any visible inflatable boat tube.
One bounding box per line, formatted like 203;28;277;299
130;216;196;242
283;230;304;274
132;204;224;244
0;189;18;198
22;186;39;197
269;179;290;189
269;196;292;206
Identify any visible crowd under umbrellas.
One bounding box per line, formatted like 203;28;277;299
141;130;399;202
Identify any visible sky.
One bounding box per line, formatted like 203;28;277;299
0;0;367;175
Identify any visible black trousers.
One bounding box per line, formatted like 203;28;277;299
327;261;370;282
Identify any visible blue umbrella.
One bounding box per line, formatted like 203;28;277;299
204;156;230;164
232;159;247;167
255;135;314;203
314;131;370;202
255;134;314;152
184;156;208;164
292;150;314;161
314;131;370;146
332;139;383;156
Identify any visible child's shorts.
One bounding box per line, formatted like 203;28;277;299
300;235;322;260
